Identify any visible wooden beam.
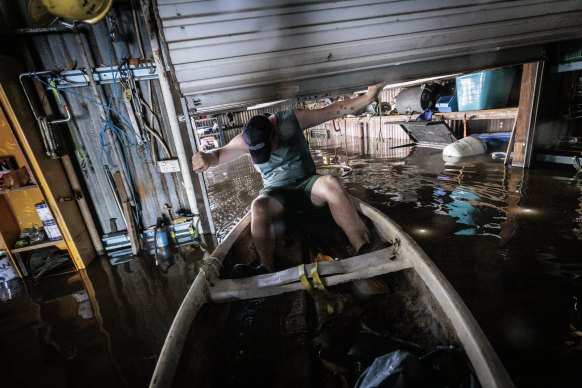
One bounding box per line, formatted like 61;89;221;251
433;107;518;121
504;117;518;166
122;200;140;255
510;62;544;167
325;108;519;130
209;247;412;302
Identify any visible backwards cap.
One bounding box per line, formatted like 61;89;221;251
242;115;273;164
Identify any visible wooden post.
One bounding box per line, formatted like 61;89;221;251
113;172;140;255
504;116;518;166
510;61;544;167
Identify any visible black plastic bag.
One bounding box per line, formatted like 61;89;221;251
355;349;480;388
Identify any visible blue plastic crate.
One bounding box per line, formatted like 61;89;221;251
436;95;458;112
456;68;516;111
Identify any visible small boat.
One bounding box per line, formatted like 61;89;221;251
150;196;514;388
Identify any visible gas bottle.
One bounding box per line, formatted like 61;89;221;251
155;221;169;249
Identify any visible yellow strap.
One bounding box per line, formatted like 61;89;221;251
314;252;334;262
299;264;313;295
310;262;326;291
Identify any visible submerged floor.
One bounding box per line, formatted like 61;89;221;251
1;136;582;387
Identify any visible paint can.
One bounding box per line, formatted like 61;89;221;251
34;202;62;241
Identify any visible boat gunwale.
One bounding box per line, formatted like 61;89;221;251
352;197;515;388
149;215;251;388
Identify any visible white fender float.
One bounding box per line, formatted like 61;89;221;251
442;136;487;157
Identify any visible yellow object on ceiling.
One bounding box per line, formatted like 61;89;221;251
28;0;113;26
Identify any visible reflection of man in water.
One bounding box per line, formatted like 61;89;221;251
448;189;481;235
192;83;386;277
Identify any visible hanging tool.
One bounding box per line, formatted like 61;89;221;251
75;30;142;254
119;58;172;161
112;171;140;255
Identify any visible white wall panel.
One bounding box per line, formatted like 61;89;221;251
155;0;582;112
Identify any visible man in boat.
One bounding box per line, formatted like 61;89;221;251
192;83;386;277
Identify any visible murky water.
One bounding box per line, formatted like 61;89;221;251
0;245;210;388
206;136;582;387
1;135;581;387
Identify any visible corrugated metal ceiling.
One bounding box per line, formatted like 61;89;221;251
156;0;582;112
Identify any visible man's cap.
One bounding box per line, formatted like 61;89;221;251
242;115;273;164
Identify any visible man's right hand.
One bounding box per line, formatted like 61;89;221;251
367;81;388;100
192;151;217;173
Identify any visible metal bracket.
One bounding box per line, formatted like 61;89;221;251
31;64;159;89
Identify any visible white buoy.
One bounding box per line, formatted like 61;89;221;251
443;136;487;157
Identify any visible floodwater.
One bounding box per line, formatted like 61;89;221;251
1;135;581;387
0;240;212;387
207;136;582;388
339;145;582;388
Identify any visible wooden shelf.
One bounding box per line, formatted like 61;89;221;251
376;108;518;123
433;107;518;120
0;184;38;194
11;239;64;253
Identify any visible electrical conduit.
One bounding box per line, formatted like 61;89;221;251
140;0;201;222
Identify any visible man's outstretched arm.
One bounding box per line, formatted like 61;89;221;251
293;82;387;130
192;134;248;173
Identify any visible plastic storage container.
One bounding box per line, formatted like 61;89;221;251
436;95;458;112
455;68;516;111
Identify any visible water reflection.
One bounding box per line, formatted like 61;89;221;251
0;243;210;388
202;135;582;387
0;278;23;302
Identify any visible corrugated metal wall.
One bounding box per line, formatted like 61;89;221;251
0;2;190;234
156;0;582;113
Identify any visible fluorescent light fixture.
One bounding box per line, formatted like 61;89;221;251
247;100;289;110
352;73;462;95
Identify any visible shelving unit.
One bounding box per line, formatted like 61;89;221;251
0;184;38;193
0;59;95;278
0;106;67;277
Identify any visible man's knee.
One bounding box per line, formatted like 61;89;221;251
251;196;286;237
318;175;345;194
312;175;348;205
251;196;269;214
251;196;283;218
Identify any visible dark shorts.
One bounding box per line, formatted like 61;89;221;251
259;174;321;212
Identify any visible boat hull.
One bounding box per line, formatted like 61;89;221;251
150;196;514;388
